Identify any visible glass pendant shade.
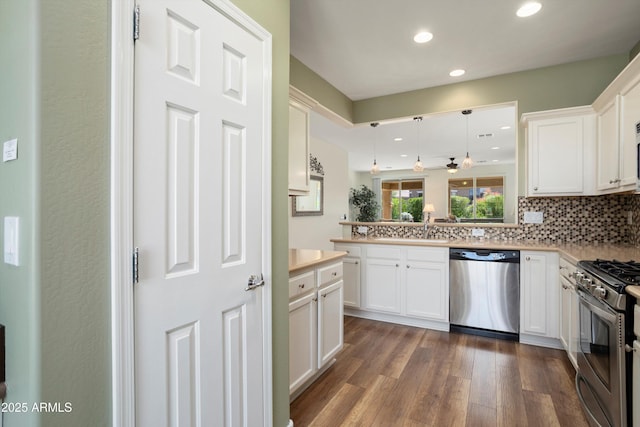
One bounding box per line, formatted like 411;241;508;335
461;153;473;169
370;159;380;175
413;156;424;172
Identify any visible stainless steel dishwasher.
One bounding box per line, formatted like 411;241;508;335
449;248;520;339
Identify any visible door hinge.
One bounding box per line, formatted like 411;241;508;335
133;5;140;41
132;247;140;284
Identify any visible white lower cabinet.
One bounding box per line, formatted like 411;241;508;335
365;257;402;313
405;248;449;322
288;260;344;398
559;257;579;369
288;292;316;394
334;244;362;308
318;280;344;367
357;245;449;330
520;251;561;348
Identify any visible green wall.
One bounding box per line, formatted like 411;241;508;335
229;1;291;425
0;0;41;426
0;0;291;427
290;56;354;122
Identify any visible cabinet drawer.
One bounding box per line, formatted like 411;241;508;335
334;244;361;258
317;262;343;287
635;304;640;337
289;270;315;299
367;246;401;259
406;247;447;263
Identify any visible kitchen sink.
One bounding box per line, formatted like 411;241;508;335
375;237;448;244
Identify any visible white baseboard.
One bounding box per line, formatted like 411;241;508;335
344;308;449;332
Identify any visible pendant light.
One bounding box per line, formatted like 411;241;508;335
370;122;380;175
412;116;424;172
461;109;473;169
447;157;458;174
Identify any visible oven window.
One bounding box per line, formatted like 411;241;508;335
579;303;611;387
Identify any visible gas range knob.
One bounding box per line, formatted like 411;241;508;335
594;286;607;299
582;277;592;287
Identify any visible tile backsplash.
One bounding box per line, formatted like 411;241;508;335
352;194;640;246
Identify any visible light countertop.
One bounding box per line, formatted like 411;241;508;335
627;286;640;300
330;237;640;266
289;248;347;273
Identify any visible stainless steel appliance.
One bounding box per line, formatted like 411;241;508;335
449;248;520;339
574;260;635;427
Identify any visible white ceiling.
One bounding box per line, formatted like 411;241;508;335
291;0;640;173
291;0;640;101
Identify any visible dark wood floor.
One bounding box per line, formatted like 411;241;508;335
290;316;589;427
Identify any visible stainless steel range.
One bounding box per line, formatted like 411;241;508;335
574;259;635;427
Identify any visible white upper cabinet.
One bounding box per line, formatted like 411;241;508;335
522;106;595;196
288;86;316;196
593;54;640;193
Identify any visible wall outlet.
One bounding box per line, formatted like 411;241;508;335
471;228;485;237
523;211;544;224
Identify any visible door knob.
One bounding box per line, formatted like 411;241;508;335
245;274;265;291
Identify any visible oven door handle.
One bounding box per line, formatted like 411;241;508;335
575;373;611;427
577;291;617;324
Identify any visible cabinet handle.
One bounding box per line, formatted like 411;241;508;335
355;261;359;265
533;187;538;191
395;264;399;267
332;272;337;276
299;283;305;289
323;294;327;298
525;256;531;261
406;265;410;269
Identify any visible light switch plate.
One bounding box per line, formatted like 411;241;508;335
3;139;18;162
523;211;544;224
4;217;19;266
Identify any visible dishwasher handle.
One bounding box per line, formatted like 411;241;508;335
449;248;520;263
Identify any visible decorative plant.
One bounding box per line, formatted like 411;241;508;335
349;185;380;222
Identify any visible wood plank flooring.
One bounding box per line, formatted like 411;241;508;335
290;316;589;427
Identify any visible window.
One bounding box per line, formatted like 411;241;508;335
381;179;423;222
448;176;504;222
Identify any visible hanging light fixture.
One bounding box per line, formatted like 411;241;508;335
370;122;380;175
412;116;424;172
461;109;473;169
447;157;458;174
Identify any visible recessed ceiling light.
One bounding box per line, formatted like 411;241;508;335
400;154;408;158
449;69;465;77
500;125;511;130
413;31;433;44
517;2;542;17
394;137;403;142
492;159;499;162
491;146;500;150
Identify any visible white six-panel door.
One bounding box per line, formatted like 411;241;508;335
133;0;271;425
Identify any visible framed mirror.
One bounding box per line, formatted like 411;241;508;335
292;176;324;216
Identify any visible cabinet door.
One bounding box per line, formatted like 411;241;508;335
520;251;559;338
365;258;401;314
288;99;310;195
596;97;620;191
289;292;317;394
405;261;448;321
342;257;361;308
529;116;585;195
561;274;580;369
318;280;344;367
619;76;640;187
